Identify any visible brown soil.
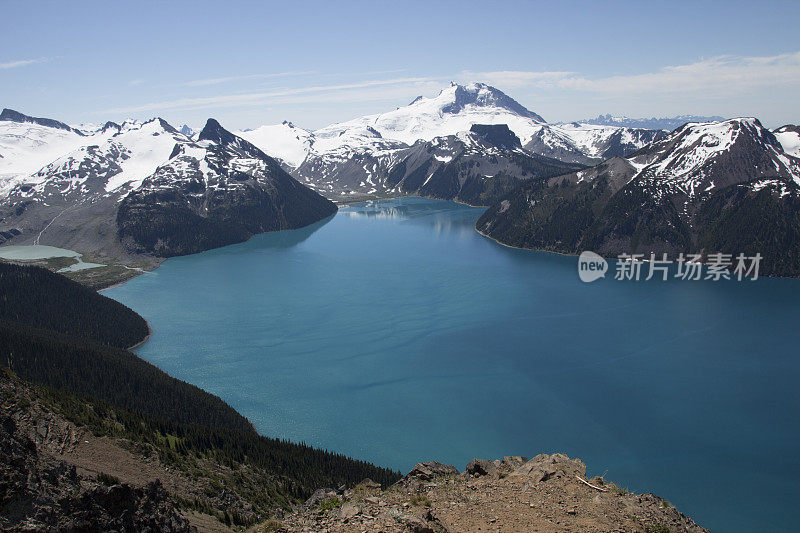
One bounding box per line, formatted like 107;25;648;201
1;371;234;532
272;457;708;533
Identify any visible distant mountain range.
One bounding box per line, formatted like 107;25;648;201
240;83;669;201
2;81;799;275
578;114;726;131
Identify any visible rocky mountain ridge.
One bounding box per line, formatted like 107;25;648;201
0;110;336;270
237;83;671;198
477;117;800;276
293;124;583;205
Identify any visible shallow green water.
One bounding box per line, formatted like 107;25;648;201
106;197;800;532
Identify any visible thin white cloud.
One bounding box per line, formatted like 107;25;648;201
258;82;444;107
129;79;144;86
100;77;438;114
184;70;317;87
0;57;48;70
464;52;800;96
459;69;575;89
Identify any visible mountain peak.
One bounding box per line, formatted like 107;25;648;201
101;121;121;133
198;118;281;163
429;83;545;122
670;117;765;137
198;118;237;145
627;116;793;194
0;108;83;135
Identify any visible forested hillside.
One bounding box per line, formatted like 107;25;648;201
0;262;149;348
0;264;400;526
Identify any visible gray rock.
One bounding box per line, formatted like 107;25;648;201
466;458;498;478
395;514;434;533
304;488;336;508
512;453;586;482
406;461;459;481
340;503;360;519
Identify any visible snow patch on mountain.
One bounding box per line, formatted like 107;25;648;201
110;120;188;191
0;121;101;196
774;125;800;158
632;119;751;178
236;121;315;167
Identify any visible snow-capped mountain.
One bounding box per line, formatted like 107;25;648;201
523;122;667;165
580;114;726;131
235;82;553;167
240;83;666;170
0;112;335;257
179;124;197;139
477;118;800;275
0;108;83;134
314;82;546;148
118;119;336;256
239;83;665;199
307;83;664;163
291;123;583;205
5;91;793;271
387;124;581;205
3;118;187;204
291;127;407;201
379;124;582;206
627;118;798;196
0;109;99;195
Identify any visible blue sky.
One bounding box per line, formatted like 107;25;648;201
2;0;799;130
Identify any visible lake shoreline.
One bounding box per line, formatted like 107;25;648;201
126;322;153;351
102;197;800;532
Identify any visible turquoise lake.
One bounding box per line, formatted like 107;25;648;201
105;197;800;532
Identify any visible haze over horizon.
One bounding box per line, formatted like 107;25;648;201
2;0;799;130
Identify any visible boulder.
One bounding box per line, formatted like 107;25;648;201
304;488;336;508
395;514;435;533
465;458;498;478
406;461;459;481
360;478;381;489
512;453;586;482
340;503;360;519
500;456;528;472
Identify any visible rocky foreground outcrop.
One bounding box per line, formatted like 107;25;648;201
0;413;192;532
272;456;708;532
